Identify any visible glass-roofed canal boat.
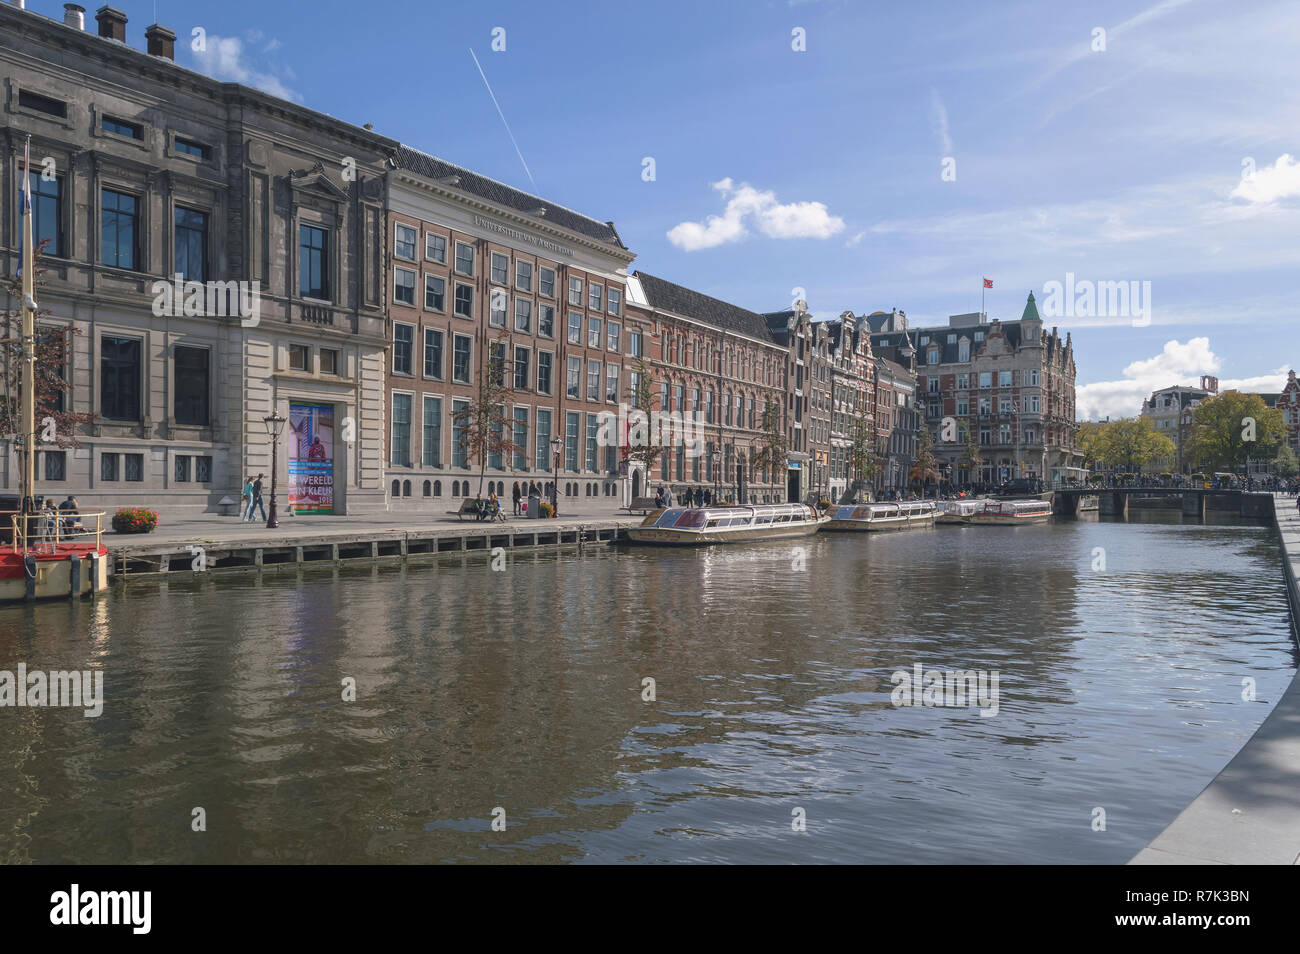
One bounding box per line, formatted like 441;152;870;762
624;502;826;546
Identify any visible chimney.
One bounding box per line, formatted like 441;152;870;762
63;3;84;29
95;5;126;41
145;23;175;60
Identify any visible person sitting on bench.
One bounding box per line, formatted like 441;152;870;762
473;493;487;521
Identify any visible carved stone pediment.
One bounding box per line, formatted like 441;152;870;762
287;161;348;201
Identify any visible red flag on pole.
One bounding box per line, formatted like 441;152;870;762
983;278;993;288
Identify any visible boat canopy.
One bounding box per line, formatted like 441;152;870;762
651;503;816;530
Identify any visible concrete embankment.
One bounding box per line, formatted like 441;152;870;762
1131;493;1300;865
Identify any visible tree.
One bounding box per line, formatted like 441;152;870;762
909;426;939;496
845;417;877;501
960;422;983;482
1184;391;1284;474
452;334;524;496
1;242;95;456
1091;417;1175;473
1273;444;1297;479
624;355;663;474
747;399;786;496
1075;420;1104;470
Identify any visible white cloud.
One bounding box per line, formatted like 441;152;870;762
845;231;866;247
667;178;845;251
930;90;953;157
1076;337;1288;420
190;34;301;103
1232;154;1300;204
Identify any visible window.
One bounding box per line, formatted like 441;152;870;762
489;342;507;386
124;453;143;481
26;172;64;257
537;351;553;395
514;347;530;389
974;331;984;342
100;335;140;420
175;137;207;159
453;335;472;383
174;455;191;482
567;312;582;345
395;224;417;260
174;346;210;426
513;408;529;470
393;323;414;374
1000;398;1012;414
490;289;507;327
565;412;579;471
999;370;1012;387
957;373;969;390
424;329;444;379
538;304;555;338
957;400;969;415
289;343;309;371
566;356;581;399
927;349;939;365
320;349;338;374
628;331;642;357
589;283;603;311
959;340;970;362
1029;395;1040;413
44;450;66;481
514;298;531;333
455;241;474;276
491;251;509;285
535;409;552;467
673;385;683;413
424;274;445;311
299;224;329;299
606;364;619;403
18;89;67;118
585;414;599;471
587;317;602;348
452;399;470;468
394;267;416;306
539;267;556;298
979;372;992;389
101;454;119;481
102;115;142;139
606;322;620;352
1030;370;1040;386
100;189;138;270
516;260;533;292
568;277;583;305
607;287;622;316
587;359;601;401
454;283;473;318
425;233;446;263
392;394;412;467
947;334;957;344
173;207;207;282
979;398;991;415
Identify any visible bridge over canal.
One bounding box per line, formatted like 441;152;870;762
1051;487;1277;520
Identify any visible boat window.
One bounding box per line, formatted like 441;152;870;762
674;510;707;529
654;509;684;528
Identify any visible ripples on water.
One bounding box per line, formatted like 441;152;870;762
0;519;1293;864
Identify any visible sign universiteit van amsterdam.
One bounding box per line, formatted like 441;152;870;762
472;213;573;257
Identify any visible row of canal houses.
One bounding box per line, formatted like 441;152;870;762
0;1;1078;515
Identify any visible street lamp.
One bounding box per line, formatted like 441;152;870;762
550;435;564;518
263;410;286;529
711;448;721;503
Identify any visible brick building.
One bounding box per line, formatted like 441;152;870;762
765;306;834;503
1139;376;1218;473
822;312;876;502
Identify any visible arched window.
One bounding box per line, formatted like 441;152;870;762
402;480;411;497
391;479;400;498
423;480;431;497
452;480;461;496
433;480;442;497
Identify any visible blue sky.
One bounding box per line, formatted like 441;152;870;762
162;0;1299;418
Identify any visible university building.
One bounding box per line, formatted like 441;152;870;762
1;2;395;513
383;145;635;510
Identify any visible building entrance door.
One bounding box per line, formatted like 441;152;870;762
787;468;800;503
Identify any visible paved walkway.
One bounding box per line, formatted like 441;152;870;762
1131;493;1300;865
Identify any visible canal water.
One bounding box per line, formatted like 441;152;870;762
1;518;1294;864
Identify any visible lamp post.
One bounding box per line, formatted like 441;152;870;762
550;435;563;517
711;448;721;503
263;410;286;529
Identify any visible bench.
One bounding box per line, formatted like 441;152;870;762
621;496;662;515
449;498;480;521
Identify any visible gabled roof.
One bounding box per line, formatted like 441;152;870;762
396;145;625;248
634;272;775;342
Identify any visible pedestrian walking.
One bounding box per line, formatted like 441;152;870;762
240;475;254;520
246;473;267;522
512;481;522;516
654;486;665;508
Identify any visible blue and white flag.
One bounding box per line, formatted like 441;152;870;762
17;136;32;279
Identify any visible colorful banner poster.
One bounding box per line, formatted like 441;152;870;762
288;402;334;514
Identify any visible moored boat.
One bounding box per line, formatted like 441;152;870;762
935;499;984;525
624;502;825;545
937;498;1053;526
824;500;936;532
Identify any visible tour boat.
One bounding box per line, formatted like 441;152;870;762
937;498;1053;526
624;503;826;546
824;500;936;532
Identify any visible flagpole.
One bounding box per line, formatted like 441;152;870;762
981;277;985;321
20;135;37;540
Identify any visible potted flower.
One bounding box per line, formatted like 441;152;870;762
111;507;159;534
539;501;555;518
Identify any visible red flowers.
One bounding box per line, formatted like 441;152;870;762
111;507;159;534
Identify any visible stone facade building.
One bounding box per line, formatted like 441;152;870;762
383;145;634;512
1;1;395;513
1138;377;1217;473
822;312;876;503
